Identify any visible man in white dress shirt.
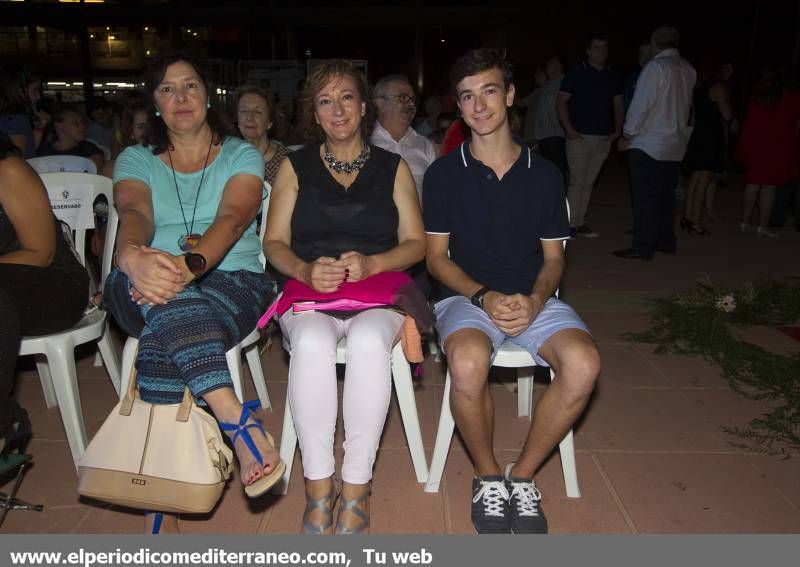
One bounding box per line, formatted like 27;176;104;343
614;25;696;260
371;75;437;201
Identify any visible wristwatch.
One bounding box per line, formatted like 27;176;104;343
184;252;207;277
470;286;490;310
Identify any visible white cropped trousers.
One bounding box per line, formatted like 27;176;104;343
279;308;404;484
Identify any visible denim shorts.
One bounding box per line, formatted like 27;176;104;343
433;295;591;367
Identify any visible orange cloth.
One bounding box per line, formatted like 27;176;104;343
400;315;424;363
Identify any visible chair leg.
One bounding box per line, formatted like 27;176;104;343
96;327;121;397
34;355;57;409
428;336;441;362
225;345;245;403
425;371;456;493
44;340;88;469
517;372;534;418
274;398;297;495
390;344;429;483
549;368;580;497
0;462;42;527
558;429;581;498
245;344;271;410
119;338;138;400
0;462;25;526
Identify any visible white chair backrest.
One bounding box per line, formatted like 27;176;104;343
39;172;116;286
28;155;97;174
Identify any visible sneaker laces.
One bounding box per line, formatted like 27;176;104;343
508;479;542;517
472;479;509;517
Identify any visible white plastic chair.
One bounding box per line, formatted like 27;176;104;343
424;203;580;497
274;339;429;494
18;172;121;468
27;155;97;174
118;182;273;410
425;344;579;497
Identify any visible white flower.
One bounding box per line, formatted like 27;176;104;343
716;294;736;313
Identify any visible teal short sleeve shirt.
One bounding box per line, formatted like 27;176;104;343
114;136;265;272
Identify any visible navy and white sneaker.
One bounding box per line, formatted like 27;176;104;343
471;475;511;534
504;463;548;534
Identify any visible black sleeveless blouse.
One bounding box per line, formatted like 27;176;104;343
288;143;400;263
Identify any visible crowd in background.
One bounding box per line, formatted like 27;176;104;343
3;45;799;237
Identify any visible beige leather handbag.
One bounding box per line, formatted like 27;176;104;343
77;363;233;514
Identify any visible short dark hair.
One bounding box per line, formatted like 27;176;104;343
545;53;564;66
52;103;83;125
753;66;783;107
298;59;374;143
585;32;609;49
449;48;514;96
142;51;235;154
47;104;85;145
651;26;680;50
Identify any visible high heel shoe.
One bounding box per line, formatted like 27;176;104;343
680;217;692;232
219;400;286;498
146;512;163;534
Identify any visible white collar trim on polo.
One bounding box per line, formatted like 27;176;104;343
460;142;532;169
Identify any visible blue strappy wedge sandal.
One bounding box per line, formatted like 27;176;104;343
219;400;286;498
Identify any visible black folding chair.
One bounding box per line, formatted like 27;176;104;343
0;401;43;527
0;451;42;526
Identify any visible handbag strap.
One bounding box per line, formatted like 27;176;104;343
120;345;194;422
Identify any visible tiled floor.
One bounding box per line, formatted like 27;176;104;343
4;159;799;534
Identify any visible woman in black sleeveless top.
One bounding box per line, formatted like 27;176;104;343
0;136;89;401
265;60;425;535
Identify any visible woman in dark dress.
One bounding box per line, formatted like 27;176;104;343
681;75;731;235
0;134;89;402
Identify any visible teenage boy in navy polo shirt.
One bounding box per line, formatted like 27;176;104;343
423;48;600;534
557;32;624;238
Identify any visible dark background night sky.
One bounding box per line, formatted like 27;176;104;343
2;0;798;106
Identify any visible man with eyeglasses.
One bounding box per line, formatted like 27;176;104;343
371;74;437;202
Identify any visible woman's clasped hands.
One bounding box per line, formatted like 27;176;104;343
118;245;189;305
302;251;374;293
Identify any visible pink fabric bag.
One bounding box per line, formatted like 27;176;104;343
257;271;432;333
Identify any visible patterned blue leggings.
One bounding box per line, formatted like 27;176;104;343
104;269;273;404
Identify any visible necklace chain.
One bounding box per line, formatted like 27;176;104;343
167;136;214;241
323;142;370;175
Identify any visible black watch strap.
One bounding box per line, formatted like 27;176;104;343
184;252;207;277
470;286;490;309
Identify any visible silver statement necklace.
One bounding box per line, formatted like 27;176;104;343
323;142;370;175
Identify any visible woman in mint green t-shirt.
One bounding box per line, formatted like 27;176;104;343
103;53;284;533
